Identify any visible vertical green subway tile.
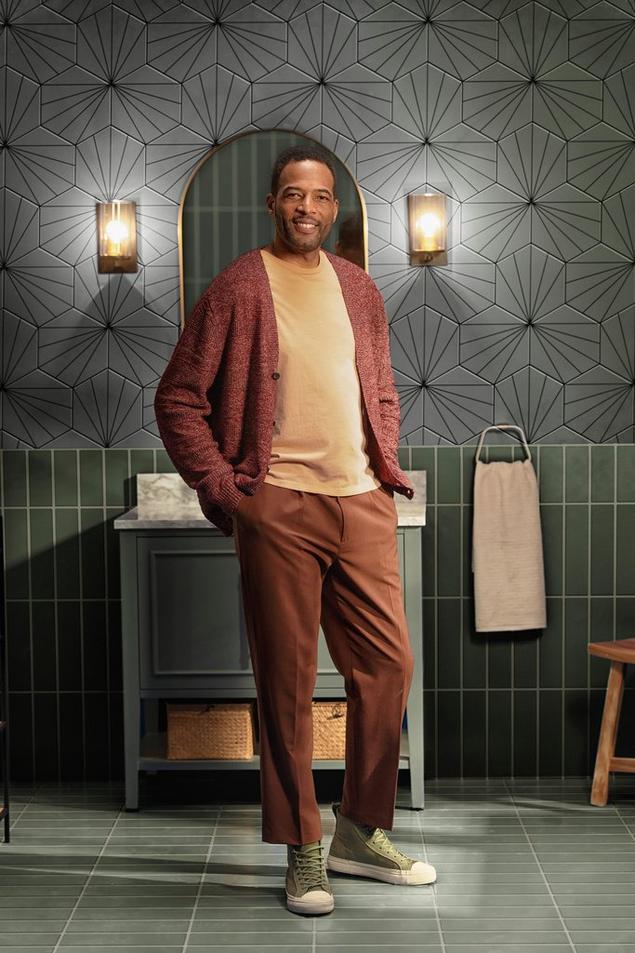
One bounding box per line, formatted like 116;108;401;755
616;598;635;638
54;508;80;600
9;691;34;779
32;601;56;692
34;692;58;779
57;601;82;691
564;445;589;502
4;509;29;598
79;449;104;506
564;598;589;689
488;690;512;776
513;633;538;689
437;447;461;503
6;601;31;691
83;601;107;691
421;505;436;597
463;691;487;776
538;689;563;775
105;449;129;507
617;445;635;502
538;445;563;503
541;505;562;596
591;445;615;503
106;509;121;600
53;450;78;506
155;449;176;473
616;504;635;596
437;690;461;777
423;691;436;775
28;450;52;506
462;446;476;505
437;598;461;689
59;692;84;781
29;509;55;599
397;445;410;470
486;443;513;463
564;505;589;596
488;636;511;688
462;505;473;599
423;599;436;691
437;506;461;597
80;508;106;599
590;598;614;688
514;691;537;776
85;692;109;780
590;505;614;596
3;450;27;505
563;689;588;775
108;599;123;692
462;600;486;689
539;598;563;688
411;447;435;504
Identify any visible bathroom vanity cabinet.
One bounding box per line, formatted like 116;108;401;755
114;473;426;812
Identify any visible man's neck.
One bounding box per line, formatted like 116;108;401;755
266;238;322;269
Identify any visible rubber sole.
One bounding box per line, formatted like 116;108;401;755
326;853;436;885
285;890;335;915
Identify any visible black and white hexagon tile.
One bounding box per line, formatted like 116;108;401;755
1;0;634;447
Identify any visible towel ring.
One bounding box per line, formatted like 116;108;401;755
475;424;532;463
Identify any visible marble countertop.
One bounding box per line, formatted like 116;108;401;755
113;471;426;530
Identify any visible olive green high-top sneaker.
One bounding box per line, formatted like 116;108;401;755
327;803;437;886
285;840;334;915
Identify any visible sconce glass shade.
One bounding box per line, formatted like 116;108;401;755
97;201;137;273
407;192;447;264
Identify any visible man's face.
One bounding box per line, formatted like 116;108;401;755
267;160;339;255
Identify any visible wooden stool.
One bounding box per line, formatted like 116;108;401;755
588;638;635;806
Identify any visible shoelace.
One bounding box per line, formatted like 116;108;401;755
362;824;412;864
291;842;328;890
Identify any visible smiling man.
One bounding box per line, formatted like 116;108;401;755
154;144;436;916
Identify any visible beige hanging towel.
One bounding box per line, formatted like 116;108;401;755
472;425;546;633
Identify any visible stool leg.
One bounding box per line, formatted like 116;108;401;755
590;660;625;806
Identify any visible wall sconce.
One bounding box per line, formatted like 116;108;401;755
96;200;137;273
407;192;447;265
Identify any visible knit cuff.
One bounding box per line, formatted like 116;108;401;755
197;470;244;516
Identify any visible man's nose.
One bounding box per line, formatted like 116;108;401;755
297;195;317;214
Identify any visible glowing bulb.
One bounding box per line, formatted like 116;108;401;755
417;213;441;238
105;219;128;244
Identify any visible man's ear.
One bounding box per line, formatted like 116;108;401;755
266;193;275;215
332;198;340;223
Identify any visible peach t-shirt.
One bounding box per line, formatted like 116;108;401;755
260;247;380;496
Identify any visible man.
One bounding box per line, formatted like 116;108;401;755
154;144;437;916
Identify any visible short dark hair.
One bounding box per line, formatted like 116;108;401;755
270;145;337;197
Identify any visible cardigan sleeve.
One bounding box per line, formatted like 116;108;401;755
371;285;401;464
153;292;243;516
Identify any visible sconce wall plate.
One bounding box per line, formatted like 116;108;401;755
407;192;447;266
97;201;137;273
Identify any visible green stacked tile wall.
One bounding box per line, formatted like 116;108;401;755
1;445;634;782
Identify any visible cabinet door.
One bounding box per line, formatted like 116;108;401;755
137;535;252;690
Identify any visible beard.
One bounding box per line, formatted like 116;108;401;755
275;210;333;253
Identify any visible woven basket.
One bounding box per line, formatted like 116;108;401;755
166;702;255;760
312;700;347;759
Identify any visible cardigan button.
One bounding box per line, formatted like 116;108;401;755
272;371;280;380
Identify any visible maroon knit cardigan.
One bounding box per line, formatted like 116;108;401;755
154;247;414;536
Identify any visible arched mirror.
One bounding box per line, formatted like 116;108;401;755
179;130;367;326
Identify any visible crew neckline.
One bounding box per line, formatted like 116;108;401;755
260;246;326;275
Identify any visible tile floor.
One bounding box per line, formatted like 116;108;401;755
1;776;634;952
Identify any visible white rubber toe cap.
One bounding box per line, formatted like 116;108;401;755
409;860;437;885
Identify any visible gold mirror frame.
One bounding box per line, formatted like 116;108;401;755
177;129;369;329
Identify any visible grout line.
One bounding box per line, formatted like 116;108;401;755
586;445;591;774
561;445;566;779
182;805;222;953
504;778;578;953
76;449;87;781
51;450;61;782
25;453;35;781
416;802;446;953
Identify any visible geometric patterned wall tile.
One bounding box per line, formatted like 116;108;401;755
3;4;75;82
40;186;97;265
461;184;531;260
497;245;564;321
144;250;181;324
134;187;178;267
568;122;635;200
461;306;529;382
73;369;143;446
565;365;634;442
421;365;493;444
148;2;286;83
499;3;567;76
145;126;211;202
601;306;635;381
424;246;495;322
566;244;634;322
495;366;565;442
462;63;533;139
182;65;251;142
602;183;635;258
570;2;635;78
76;128;145;200
360;1;497;81
532;63;602;139
42;66;112;142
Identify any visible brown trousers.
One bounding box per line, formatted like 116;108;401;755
233;481;415;845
